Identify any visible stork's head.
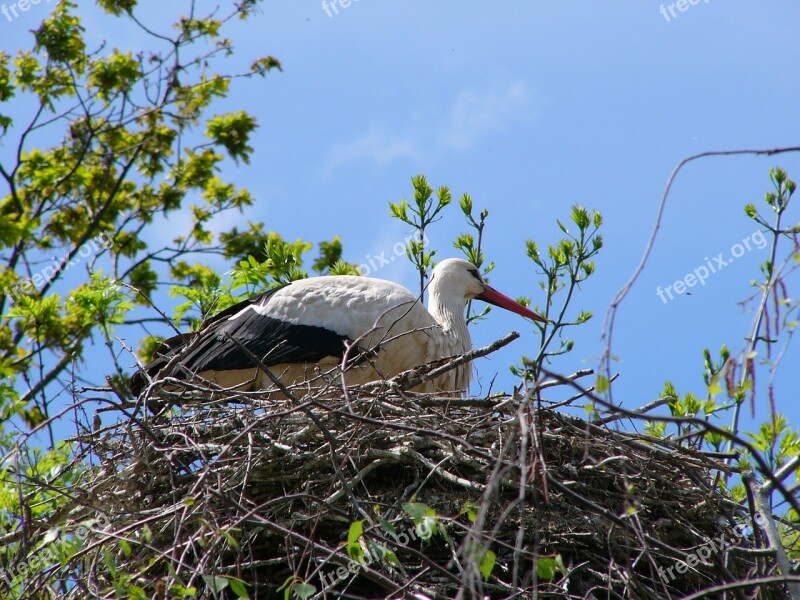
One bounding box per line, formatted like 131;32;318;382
430;258;547;323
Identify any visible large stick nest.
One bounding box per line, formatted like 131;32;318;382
21;370;789;599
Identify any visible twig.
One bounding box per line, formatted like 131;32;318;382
746;474;800;600
389;331;520;391
760;455;800;493
598;395;672;425
679;575;800;600
600;146;800;402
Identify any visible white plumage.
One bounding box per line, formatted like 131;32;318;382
130;258;544;397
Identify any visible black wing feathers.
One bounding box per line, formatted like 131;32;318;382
130;283;351;396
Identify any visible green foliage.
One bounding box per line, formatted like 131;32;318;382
0;0;291;595
68;272;133;333
204;575;250;598
478;548;496;581
402;501;445;539
346;520;366;563
389;174;451;295
783;509;800;561
221;225;358;279
168;264;223;330
253;235;312;284
206;111;258;164
459;500;480;523
314;236;354;274
649;167;800;564
96;0;138;16
536;554;566;582
0;0;281;424
514;205;603;383
649;378;730;448
455;194;496;323
747;414;799;462
278;576;315;600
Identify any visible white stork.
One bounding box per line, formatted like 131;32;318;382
130;258;545;397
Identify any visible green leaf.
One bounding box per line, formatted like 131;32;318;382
707;371;722;397
459;193;473;215
479;549;496;581
277;577;313;600
277;576;300;600
536;554;565;581
389;199;408;221
127;585;148;599
461;501;479;523
402;502;440;539
346;520;364;562
377;516;398;537
97;0;138;16
292;583;316;599
250;56;283;75
207;576;229;592
227;577;250;598
571;205;590;229
416;517;436;540
206;111;257;164
401;502;429;520
218;527;241;551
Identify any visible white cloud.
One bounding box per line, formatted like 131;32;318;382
322;81;535;173
323;129;422;176
441;81;534;150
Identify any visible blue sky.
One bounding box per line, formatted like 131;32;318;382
2;1;799;438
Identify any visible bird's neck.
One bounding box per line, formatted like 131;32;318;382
428;290;471;350
427;288;472;393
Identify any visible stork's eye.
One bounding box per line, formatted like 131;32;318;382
468;269;482;281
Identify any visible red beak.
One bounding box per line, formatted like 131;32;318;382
477;284;547;323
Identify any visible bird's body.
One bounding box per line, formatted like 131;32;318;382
130;259;544;397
